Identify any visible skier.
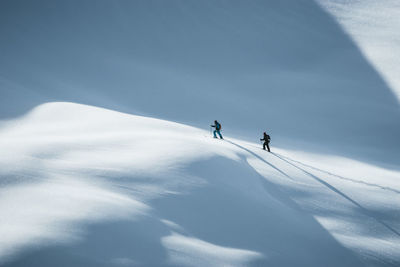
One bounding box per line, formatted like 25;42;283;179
211;120;223;139
260;132;271;152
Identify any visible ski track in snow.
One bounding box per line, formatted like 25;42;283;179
0;102;399;266
1;1;399;266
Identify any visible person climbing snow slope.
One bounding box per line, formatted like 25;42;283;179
260;131;271;152
211;120;223;139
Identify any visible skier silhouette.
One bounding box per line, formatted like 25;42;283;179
211;120;223;139
260;132;271;152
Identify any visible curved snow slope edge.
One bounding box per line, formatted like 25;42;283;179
316;0;400;103
0;102;399;266
1;0;399;167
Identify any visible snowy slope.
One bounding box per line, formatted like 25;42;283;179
0;102;399;266
1;0;400;266
1;0;399;167
317;0;400;102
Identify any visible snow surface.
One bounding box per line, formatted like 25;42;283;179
1;0;399;167
1;0;400;266
0;102;399;266
316;0;400;102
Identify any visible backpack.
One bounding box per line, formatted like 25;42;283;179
216;122;221;130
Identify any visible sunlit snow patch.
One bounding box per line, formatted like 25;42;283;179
162;232;263;267
0;176;147;261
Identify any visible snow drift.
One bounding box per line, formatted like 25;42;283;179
0;102;399;266
1;0;400;266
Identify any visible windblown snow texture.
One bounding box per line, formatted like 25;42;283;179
0;0;399;266
0;103;399;267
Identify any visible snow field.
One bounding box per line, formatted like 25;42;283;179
0;102;398;266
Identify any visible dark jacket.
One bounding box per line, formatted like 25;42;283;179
260;133;270;142
211;121;221;131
